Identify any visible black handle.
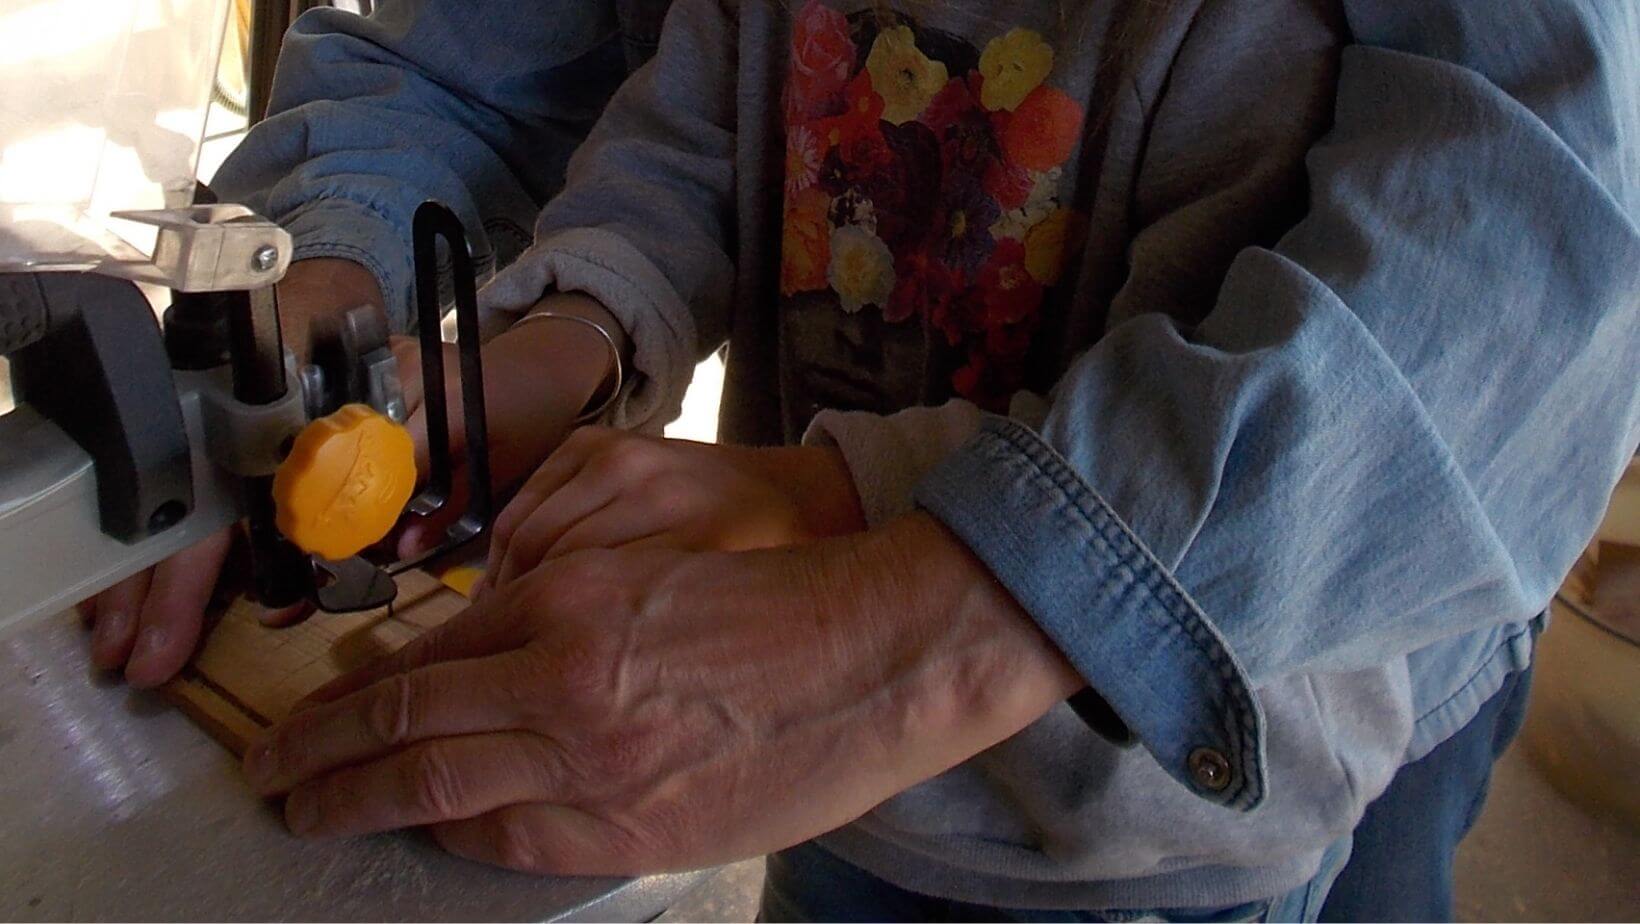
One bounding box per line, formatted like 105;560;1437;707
391;201;493;573
0;274;54;357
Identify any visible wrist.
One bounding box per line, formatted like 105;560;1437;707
834;513;1082;748
276;258;385;363
494;292;630;421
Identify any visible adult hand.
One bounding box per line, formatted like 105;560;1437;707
482;428;866;592
242;514;1082;874
79;258;385;686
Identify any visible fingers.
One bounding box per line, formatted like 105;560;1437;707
430;802;636;877
295;592;528;707
390;336;425;418
543;496;674;561
245;648;542;796
123;528;236;687
279;732;565;838
492;472;622;590
88;570;152;671
484;429;606;578
255;601;315;629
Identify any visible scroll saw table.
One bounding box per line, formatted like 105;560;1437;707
0;609;706;920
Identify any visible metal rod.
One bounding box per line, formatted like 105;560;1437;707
393;201;493;573
246;0;293;125
226;286;287;405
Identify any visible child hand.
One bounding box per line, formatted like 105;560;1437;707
393;296;621;560
481;428;865;593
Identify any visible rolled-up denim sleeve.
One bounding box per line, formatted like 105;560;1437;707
917;2;1640;810
209;1;630;329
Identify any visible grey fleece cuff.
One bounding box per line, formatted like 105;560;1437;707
802;401;987;528
477;226;699;434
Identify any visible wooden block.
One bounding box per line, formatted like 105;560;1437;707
161;570;470;755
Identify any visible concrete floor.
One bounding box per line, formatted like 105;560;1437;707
660;742;1640;922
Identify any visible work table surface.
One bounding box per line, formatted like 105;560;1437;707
0;608;703;921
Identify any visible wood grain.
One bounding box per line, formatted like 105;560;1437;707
162;570;470;756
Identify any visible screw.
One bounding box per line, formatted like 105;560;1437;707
251;245;280;272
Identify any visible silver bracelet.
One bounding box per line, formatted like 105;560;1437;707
510;310;626;423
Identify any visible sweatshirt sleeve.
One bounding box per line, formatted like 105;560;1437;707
209;1;631;329
914;1;1640;810
476;0;738;433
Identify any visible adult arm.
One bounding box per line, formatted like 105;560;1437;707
909;0;1640;809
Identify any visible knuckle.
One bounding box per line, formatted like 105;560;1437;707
596;436;657;480
403;746;463;818
552;639;619;709
364;673;415;747
636;472;691;511
490;508;523;551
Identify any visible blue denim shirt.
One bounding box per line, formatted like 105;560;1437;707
213;1;644;323
214;0;1640;908
914;5;1640;808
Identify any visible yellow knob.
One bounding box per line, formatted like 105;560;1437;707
273;404;416;561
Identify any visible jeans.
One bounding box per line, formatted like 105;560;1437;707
760;839;1348;923
759;666;1533;924
1318;665;1535;922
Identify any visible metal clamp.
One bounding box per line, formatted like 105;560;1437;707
106;205;291;293
393;201;493;571
194;355;308;478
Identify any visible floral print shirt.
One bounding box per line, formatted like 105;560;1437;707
779;2;1094;413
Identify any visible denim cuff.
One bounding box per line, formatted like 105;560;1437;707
279;197;415;332
914;416;1267;809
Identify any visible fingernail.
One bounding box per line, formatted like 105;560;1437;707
256;604;310;628
285;791;320;836
135;625;168;656
95;609;130;645
399;525;431;559
91;611;130;668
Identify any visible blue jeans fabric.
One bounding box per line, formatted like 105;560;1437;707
759;666;1532;924
1317;664;1535;922
760;839;1349;924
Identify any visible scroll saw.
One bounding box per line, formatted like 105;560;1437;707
0;199;494;627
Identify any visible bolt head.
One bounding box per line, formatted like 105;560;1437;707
251;245;280;272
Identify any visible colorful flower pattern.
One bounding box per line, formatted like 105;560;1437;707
779;2;1087;410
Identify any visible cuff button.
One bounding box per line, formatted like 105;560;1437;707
1188;747;1233;792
